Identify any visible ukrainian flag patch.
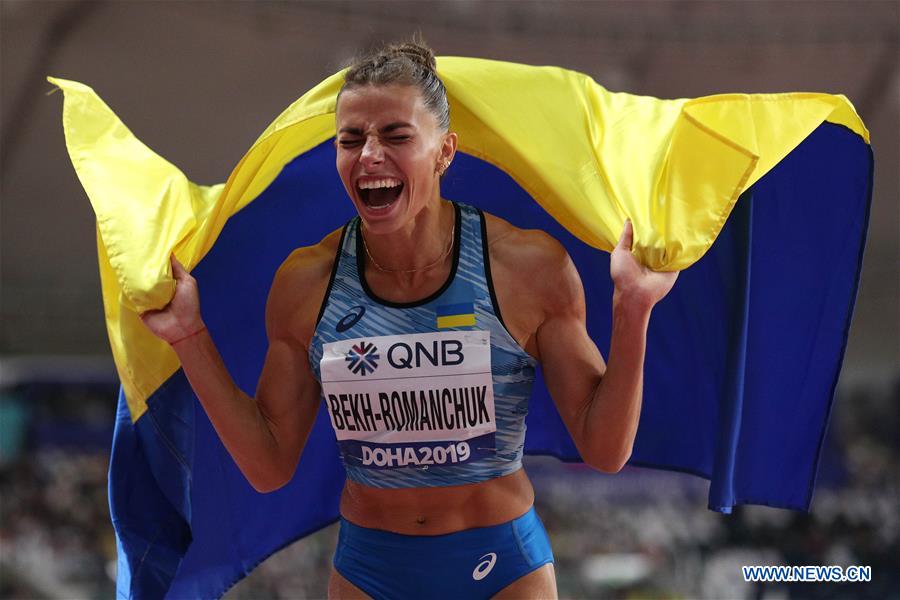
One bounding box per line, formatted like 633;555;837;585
436;302;476;329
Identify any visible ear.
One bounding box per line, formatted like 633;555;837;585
439;130;458;165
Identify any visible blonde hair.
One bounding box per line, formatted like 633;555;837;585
340;38;450;131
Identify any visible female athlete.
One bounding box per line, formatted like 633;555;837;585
140;40;678;599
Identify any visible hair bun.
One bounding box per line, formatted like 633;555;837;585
340;36;450;130
389;41;437;74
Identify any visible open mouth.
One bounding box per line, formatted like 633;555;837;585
358;177;404;210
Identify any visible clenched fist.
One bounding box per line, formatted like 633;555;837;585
140;256;205;345
610;220;678;311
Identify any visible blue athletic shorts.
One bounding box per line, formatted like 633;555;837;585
333;506;554;599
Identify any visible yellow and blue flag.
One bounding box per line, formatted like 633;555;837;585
50;57;871;598
436;302;476;329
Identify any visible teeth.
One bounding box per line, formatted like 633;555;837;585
358;177;402;190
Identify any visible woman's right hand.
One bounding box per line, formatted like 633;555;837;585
140;256;205;345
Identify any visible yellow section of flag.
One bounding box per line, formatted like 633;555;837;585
437;314;477;329
48;58;868;420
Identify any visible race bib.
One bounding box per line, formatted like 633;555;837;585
320;330;496;469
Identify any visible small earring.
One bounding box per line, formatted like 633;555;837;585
439;160;451;175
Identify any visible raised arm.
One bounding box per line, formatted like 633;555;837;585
140;253;326;492
534;221;678;473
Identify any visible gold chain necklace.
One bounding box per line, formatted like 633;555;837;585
361;221;455;274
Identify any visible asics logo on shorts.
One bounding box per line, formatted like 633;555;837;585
472;552;497;580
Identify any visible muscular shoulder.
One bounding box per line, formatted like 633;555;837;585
483;212;585;327
266;226;344;347
483;212;567;268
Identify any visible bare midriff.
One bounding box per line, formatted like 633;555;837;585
338;467;534;535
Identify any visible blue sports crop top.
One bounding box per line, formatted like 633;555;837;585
309;202;536;488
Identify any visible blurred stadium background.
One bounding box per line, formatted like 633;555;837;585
1;1;897;598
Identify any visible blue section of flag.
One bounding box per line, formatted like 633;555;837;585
110;123;872;598
436;302;475;317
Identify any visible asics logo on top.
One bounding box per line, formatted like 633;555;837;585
336;305;366;332
472;552;497;580
345;341;380;376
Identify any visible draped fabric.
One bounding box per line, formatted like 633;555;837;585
50;57;871;598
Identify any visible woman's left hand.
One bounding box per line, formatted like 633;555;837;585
610;220;678;311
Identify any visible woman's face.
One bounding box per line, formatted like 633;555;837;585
335;84;455;234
